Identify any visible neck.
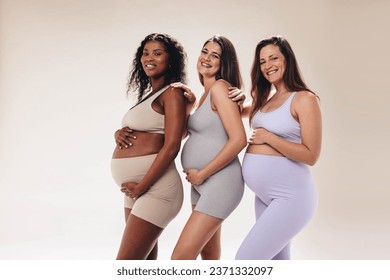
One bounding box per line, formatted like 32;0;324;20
273;83;288;95
150;77;166;93
203;76;217;94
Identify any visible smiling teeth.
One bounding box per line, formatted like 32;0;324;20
201;63;211;68
267;70;277;75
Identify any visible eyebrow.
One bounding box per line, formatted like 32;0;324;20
260;54;277;60
203;47;221;56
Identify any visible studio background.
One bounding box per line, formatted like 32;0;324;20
1;0;389;259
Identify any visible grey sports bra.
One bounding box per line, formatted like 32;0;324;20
121;85;170;134
251;92;301;143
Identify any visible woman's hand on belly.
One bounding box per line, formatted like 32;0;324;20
121;181;148;200
115;127;137;149
112;130;164;158
184;168;206;186
247;128;284;156
248;128;270;145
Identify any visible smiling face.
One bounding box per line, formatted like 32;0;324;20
140;40;170;80
197;42;222;79
259;44;286;86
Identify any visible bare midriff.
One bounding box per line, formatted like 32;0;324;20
246;143;284;157
112;130;164;159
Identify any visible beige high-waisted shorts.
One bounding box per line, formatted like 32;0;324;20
111;154;183;228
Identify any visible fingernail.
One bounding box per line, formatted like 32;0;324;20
129;143;133;146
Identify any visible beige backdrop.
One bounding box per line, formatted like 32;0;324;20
1;0;389;259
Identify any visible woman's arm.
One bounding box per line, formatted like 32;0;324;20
170;82;196;139
185;81;247;185
170;82;196;114
227;87;248;117
240;102;252;118
249;91;322;165
116;85;190;148
123;87;186;197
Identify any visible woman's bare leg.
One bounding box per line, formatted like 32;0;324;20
171;209;222;260
117;208;162;260
200;225;221;260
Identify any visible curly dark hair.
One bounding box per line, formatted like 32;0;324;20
249;36;315;123
198;35;243;89
127;33;187;101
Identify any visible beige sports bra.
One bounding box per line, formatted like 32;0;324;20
121;85;170;134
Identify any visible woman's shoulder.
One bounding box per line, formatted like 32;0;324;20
159;85;184;96
293;90;320;109
210;79;230;95
294;90;318;101
213;79;231;87
159;85;186;103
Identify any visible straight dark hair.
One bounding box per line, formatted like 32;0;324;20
199;35;243;89
249;36;315;123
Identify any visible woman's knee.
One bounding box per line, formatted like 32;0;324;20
201;246;220;260
171;245;197;260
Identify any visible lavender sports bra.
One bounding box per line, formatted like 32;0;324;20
121;85;170;134
251;92;301;143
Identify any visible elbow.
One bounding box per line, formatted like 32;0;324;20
307;160;316;166
227;133;247;154
234;136;247;153
239;137;247;151
306;153;320;166
164;142;181;158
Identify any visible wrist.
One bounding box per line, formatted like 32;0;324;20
198;169;208;181
188;93;196;103
264;130;273;144
137;182;149;193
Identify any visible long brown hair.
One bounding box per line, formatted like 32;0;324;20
249;36;314;123
198;35;243;89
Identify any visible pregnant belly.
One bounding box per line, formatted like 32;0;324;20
181;136;223;169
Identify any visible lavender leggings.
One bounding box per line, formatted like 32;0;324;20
235;153;317;260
